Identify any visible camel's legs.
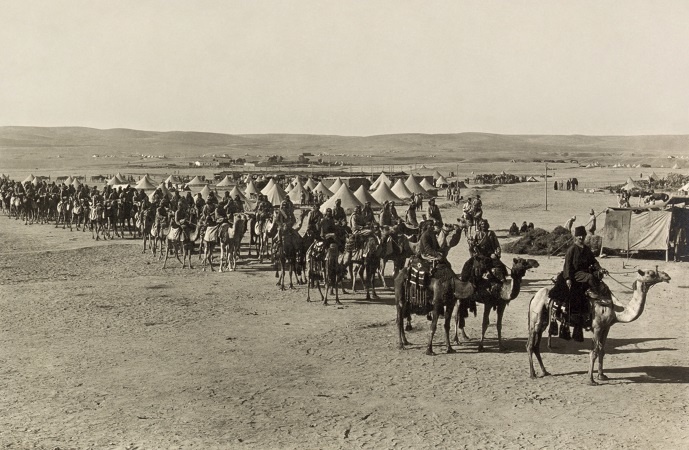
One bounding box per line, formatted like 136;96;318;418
588;325;604;385
496;304;507;351
478;305;491;352
452;301;471;344
527;308;550;378
444;302;456;354
396;289;409;349
426;307;439;356
597;327;611;381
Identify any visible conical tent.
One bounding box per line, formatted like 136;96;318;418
187;175;206;186
63;176;74;186
391;179;413;199
371;181;403;205
288;181;307;204
320;184;363;213
264;184;287;206
353;185;381;210
404;175;430;196
435;175;449;187
432;170;443;179
22;174;35;184
672;163;680;169
31;177;40;186
285;183;293;194
135;175;157;190
164;174;182;185
107;174;125;186
526;176;538;182
72;178;82;188
370;172;392;190
649;171;660;181
313;181;333;198
245;179;260;196
229;185;247;201
304;178;317;190
419;178;435;191
260;178;277;195
621;177;640;191
215;175;234;187
157;182;172;198
199;185;214;200
328;177;344;193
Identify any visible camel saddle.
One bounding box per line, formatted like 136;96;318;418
548;272;612;331
405;256;455;309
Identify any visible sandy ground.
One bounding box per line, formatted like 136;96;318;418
1;175;688;449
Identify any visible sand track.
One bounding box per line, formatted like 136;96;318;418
1;185;688;449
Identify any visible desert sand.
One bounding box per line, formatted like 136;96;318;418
1;147;688;449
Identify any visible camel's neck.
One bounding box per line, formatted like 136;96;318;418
614;280;649;323
500;276;522;301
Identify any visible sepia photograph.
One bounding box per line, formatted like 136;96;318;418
1;1;688;448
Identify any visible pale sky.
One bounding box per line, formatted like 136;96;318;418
1;1;688;136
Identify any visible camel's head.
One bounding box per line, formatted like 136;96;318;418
511;257;540;279
636;269;671;286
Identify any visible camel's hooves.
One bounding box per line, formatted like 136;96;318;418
398;344;406;350
335;301;342;305
477;346;486;353
541;371;551;377
446;347;456;354
425;349;435;356
405;324;413;331
597;374;609;381
587;380;598;386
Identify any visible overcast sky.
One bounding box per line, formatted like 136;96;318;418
1;1;688;136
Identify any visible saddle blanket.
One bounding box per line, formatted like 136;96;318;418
205;225;220;242
167;227;182;241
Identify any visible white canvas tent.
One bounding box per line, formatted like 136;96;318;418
435;175;449;187
245;179;260;196
264;183;287;206
419;178;435;191
229;185;248;202
371;181;403;205
320;184;363;213
370;172;392;190
621;177;640;191
107;174;126;186
135;174;157;190
164;174;182;185
260;178;277;195
404;175;430;197
187;175;206;186
391;179;413;199
304;178;317;190
22;174;35;184
215;175;234;187
353;185;381;210
328;177;344;193
312;181;333;198
287;181;307;205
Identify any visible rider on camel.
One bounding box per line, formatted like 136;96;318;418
362;201;376;226
332;198;347;226
417;219;445;265
459;218;506;285
349;205;367;231
427;197;442;225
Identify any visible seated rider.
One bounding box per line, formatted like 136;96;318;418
320;208;339;248
564;226;607;299
153;202;168;235
362;201;376;226
332;198;347;226
349;205;367;231
460;218;506;285
417;219;445;266
278;200;296;229
307;203;324;235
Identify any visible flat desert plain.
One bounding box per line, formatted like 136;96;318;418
1;157;688;449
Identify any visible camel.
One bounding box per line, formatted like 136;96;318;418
55;197;73;230
162;221;201;269
526;268;671;384
219;214;246;272
201;221;223;271
306;241;345;305
395;264;466;355
452;257;540;352
89;203;106;241
135;207;154;254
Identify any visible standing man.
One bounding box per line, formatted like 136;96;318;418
585;209;596;235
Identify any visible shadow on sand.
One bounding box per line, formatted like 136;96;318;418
552;365;689;384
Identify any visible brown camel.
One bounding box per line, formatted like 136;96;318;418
452;257;540;352
395;265;468;355
526;269;671;384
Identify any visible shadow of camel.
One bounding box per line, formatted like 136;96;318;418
506;337;677;356
553;365;689;384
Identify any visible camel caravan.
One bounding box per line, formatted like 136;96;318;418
1;171;676;383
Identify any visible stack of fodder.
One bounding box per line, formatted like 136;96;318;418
504;226;573;256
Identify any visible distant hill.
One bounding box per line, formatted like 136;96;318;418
1;126;688;164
